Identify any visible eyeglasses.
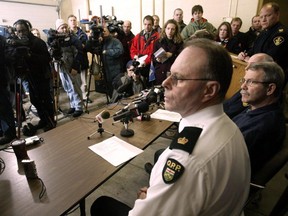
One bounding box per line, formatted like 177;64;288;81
240;78;270;87
167;73;213;86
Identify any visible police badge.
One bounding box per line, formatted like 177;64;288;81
162;158;185;184
273;36;284;46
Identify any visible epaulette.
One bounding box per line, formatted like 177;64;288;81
169;126;202;154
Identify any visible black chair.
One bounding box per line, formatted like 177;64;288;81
245;124;288;206
269;172;288;216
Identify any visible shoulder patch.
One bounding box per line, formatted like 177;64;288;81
169;127;202;154
273;36;284;46
162;158;185;184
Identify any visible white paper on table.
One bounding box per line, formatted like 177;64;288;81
150;109;182;122
88;136;143;167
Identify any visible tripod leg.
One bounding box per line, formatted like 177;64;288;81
52;60;66;121
85;69;92;114
87;130;99;140
97;54;110;104
15;78;23;138
52;63;59;122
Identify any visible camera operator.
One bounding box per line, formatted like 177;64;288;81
0;35;16;145
52;19;84;117
6;19;56;135
99;26;124;98
111;60;145;103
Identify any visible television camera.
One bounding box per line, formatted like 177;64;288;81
82;15;124;55
45;29;70;60
1;25;31;77
103;15;124;35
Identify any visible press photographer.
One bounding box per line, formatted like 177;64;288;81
5;19;55;136
48;19;84;118
111;59;145;103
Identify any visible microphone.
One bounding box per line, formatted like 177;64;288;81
137;113;151;121
133;87;164;105
115;103;132;115
113;101;149;122
154;86;164;105
95;110;110;123
88;111;114;139
145;91;157;104
135;101;149;113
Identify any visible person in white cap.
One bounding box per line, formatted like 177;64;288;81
52;18;84;117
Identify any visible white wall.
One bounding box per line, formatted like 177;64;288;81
65;0;260;33
0;0;59;40
0;0;260;36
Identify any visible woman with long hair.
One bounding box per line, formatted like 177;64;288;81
152;19;183;85
215;21;241;54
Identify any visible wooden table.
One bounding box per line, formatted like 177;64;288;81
225;54;247;99
0;105;172;216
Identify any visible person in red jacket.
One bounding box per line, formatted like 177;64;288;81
130;15;160;86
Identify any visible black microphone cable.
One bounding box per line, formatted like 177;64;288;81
0;157;5;174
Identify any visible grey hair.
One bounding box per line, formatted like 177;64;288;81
247;62;285;97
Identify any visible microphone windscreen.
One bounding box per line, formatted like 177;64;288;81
136;101;149;113
101;111;110;119
96;110;110;123
146;92;157;104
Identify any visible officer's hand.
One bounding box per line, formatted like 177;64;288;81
137;187;148;199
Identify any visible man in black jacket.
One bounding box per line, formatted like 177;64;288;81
10;19;56;133
0;35;17;145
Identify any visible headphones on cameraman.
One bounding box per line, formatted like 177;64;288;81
13;19;32;31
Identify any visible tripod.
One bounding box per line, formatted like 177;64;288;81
87;122;114;139
51;59;66;121
85;53;97;113
85;53;110;113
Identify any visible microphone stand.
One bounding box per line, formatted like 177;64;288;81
87;122;114;139
120;116;134;137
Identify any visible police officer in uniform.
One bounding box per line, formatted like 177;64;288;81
90;39;250;216
238;2;288;82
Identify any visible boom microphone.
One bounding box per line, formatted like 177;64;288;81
95;110;110;123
